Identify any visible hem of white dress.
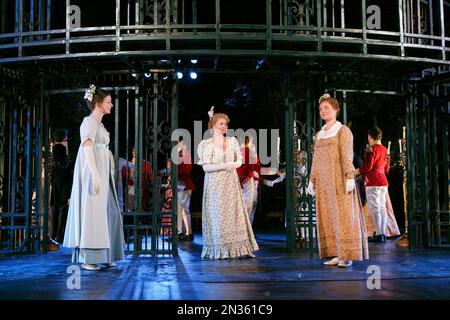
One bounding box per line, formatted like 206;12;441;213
201;239;259;260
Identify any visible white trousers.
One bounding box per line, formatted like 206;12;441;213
366;186;388;236
177;190;192;235
242;178;255;224
249;181;259;224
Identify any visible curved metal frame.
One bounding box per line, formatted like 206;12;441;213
0;0;448;66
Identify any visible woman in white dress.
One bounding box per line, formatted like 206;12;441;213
197;109;259;259
64;85;124;271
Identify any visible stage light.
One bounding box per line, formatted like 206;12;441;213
256;57;265;70
131;73;137;78
144;72;151;78
189;72;198;79
190;59;198;64
176;72;183;79
162;74;169;80
178;60;181;63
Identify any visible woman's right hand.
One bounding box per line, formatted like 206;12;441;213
208;106;214;118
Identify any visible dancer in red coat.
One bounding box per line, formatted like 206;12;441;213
236;135;260;224
177;137;195;241
356;127;390;243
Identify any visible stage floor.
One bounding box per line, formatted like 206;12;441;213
0;233;449;300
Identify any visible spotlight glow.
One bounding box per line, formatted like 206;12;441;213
189;72;198;79
144;72;151;78
176;72;183;79
190;59;198;64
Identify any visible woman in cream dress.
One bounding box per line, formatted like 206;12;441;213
197;110;258;259
308;94;369;268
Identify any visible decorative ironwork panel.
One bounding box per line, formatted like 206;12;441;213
407;69;450;248
145;0;178;25
291;86;317;251
293;119;316;249
0;73;45;254
121;73;178;255
288;0;316;30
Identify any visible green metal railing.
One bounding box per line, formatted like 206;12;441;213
0;0;448;65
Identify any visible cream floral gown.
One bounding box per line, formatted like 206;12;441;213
197;136;259;259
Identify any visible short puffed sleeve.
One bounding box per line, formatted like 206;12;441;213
197;140;212;165
79;116;99;145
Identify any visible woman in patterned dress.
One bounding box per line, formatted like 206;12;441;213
197;110;259;259
307;94;369;268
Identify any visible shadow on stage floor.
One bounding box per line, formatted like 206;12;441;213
0;232;449;300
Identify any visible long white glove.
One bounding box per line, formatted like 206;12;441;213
263;179;274;187
345;179;355;193
225;160;242;171
84;145;101;195
267;174;285;187
307;181;315;196
202;163;227;173
203;156;242;172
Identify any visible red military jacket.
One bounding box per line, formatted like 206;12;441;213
358;144;390;187
121;160;154;186
121;160;154;210
178;147;195;191
237;146;260;185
